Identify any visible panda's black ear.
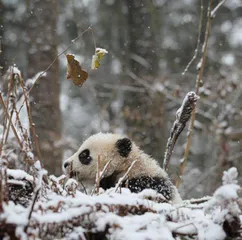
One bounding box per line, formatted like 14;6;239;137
116;138;132;158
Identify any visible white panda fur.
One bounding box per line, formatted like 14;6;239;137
63;133;182;203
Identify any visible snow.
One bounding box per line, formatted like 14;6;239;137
214;184;240;200
222;167;238;185
2;202;28;225
34;160;41;170
7;169;34;182
196;59;202;70
197;223;226;240
1;167;241;239
176;91;199;120
25;71;47;88
6;65;21;77
96;47;108;54
221;53;235;66
96;213;173;240
229;18;242;47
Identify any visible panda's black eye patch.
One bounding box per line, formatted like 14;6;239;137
78;149;92;165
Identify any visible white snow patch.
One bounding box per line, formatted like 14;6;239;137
7;169;34;182
221;53;235;66
214;184;240;200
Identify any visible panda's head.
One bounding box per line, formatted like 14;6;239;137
63;133;132;182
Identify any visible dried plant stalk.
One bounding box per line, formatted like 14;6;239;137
0;71;14;154
163;92;199;171
91;159;112;195
0;168;3;213
96;155;101;194
177;0;227;187
114;160;137;192
0;93;23;149
18;77;42;163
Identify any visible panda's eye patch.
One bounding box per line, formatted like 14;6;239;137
78;149;92;165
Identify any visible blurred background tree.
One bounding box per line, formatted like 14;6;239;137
26;0;62;175
1;0;241;198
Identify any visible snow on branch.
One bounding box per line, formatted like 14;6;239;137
163;92;199;171
222;167;238;185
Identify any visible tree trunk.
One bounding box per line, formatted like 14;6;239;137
124;0;166;163
0;0;6;75
26;0;62;175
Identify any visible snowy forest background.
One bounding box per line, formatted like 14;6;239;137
0;0;242;239
1;0;242;205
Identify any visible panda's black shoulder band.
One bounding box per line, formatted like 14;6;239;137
116;138;132;157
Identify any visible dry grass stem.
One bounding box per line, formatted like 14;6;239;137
114;160;137;193
0;93;23;149
96;155;101;194
18;77;42;163
91;159;112;195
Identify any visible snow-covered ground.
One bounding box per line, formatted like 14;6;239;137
1;167;241;240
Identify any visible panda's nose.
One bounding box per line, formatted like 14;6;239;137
64;162;70;169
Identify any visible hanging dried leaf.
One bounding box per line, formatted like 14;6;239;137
91;48;108;70
66;54;88;86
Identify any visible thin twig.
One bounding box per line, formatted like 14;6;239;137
188;196;211;204
4;96;15;144
3;167;8;203
79;181;88;195
114;160;137;193
0;93;23;149
24;167;44;233
163;92;199;171
90;27;97;53
24;187;40;233
176;0;214;188
1;69;14;152
211;0;227;18
14;105;30;151
27;26;92;94
91;159;112;195
182;0;204;76
0;168;3;213
96;155;101;194
172;222;198;236
18;76;42;163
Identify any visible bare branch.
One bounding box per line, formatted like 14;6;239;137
176;0;214;188
182;0;204;76
211;0;227;18
24;165;44;233
18;76;42;163
24;187;40;233
163;92;199;171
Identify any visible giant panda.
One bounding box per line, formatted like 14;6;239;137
63;133;182;203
